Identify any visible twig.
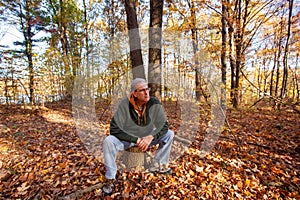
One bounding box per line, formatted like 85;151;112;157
205;78;242;149
174;135;192;145
58;183;104;200
249;97;264;108
240;70;281;105
246;141;271;149
291;103;300;114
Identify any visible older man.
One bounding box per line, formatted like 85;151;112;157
102;78;174;195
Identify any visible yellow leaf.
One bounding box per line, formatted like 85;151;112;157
207;187;212;197
41;169;49;174
244;190;251;196
219;176;225;183
245;179;251;186
0;146;8;152
189;169;195;176
98;174;105;182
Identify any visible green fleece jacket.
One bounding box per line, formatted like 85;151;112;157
110;96;168;143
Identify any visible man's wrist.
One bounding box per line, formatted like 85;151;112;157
143;135;153;140
149;135;154;140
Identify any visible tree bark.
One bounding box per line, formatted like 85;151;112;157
227;2;235;107
124;0;145;79
275;10;285;98
233;0;243;109
59;0;73;98
270;50;277;97
280;0;293;99
20;0;35;105
148;0;164;98
221;0;227;108
187;0;201;101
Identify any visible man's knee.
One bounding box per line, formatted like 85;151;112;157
103;135;119;147
103;135;125;151
167;130;174;140
161;130;174;144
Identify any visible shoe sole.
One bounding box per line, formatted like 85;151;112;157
159;169;172;175
145;168;172;175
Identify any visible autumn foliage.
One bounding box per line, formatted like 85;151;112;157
0;100;299;199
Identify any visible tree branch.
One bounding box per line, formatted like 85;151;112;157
58;183;104;200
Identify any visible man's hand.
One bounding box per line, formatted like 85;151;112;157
137;135;154;151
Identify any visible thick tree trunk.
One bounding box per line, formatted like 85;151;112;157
148;0;164;98
124;0;145;79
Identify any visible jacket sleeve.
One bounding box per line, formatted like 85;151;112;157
149;97;169;141
110;117;138;143
152;120;168;141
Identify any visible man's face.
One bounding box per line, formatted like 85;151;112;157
133;82;150;104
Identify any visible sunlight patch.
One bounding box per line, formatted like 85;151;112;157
42;112;73;124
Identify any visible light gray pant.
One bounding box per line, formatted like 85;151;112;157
103;130;174;179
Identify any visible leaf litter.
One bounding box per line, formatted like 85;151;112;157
0;101;299;199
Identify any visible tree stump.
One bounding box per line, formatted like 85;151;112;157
122;146;145;169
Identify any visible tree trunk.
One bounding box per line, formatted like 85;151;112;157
124;0;145;79
257;61;261;97
227;3;235;107
294;54;299;101
83;0;93;104
148;0;164;98
274;9;286;99
221;0;227;108
27;30;34;105
83;0;89;76
233;0;243;109
187;0;200;101
231;0;250;108
59;0;72;98
275;49;281;98
270;50;277;97
21;0;35;105
280;0;293;99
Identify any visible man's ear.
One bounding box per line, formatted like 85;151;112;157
132;92;137;98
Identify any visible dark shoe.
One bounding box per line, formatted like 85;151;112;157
103;179;115;195
146;162;172;175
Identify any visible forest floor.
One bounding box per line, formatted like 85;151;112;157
0;100;299;199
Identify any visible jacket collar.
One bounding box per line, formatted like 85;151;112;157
129;94;147;125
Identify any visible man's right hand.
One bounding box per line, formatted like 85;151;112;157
137;136;153;151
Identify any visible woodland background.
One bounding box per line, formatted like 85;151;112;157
0;0;299;199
